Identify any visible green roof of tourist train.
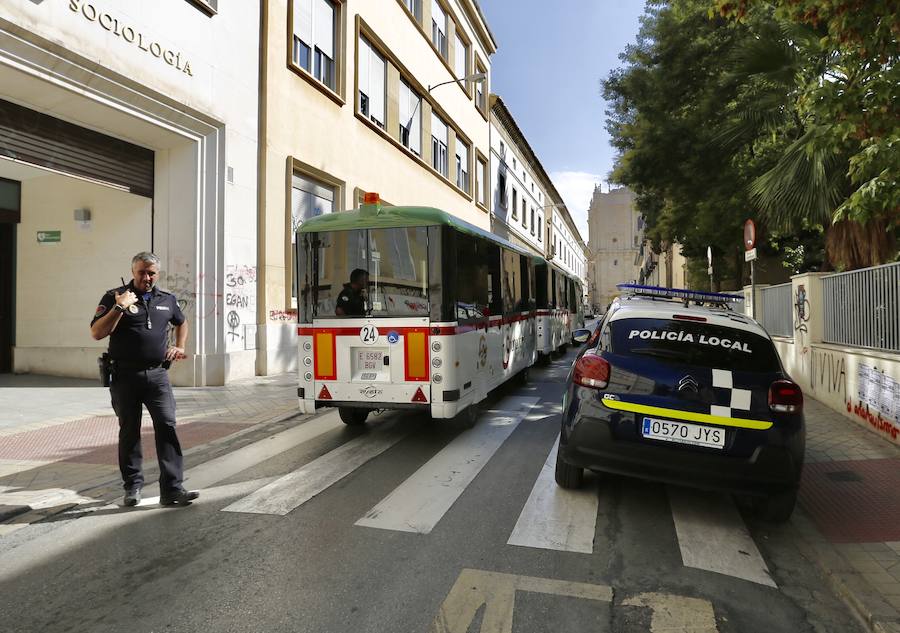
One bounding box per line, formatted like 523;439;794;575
298;204;539;260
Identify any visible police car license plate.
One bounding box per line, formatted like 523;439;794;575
641;417;725;449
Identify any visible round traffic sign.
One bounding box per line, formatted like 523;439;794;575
743;219;756;251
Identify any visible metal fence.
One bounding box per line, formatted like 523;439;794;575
823;261;900;352
760;283;793;337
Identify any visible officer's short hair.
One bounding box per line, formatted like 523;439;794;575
132;252;160;268
350;268;368;284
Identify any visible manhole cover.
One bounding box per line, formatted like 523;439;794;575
825;470;863;482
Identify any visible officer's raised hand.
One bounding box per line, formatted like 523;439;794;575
115;289;138;310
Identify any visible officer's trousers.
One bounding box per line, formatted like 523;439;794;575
110;367;184;493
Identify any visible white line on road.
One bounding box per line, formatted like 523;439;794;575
355;396;539;534
184;410;344;490
668;486;777;587
507;436;599;553
221;420;408;516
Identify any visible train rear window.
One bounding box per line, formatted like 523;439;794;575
609;318;780;372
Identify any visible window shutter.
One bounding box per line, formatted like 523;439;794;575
358;37;371;98
314;0;334;58
370;50;385;124
295;0;313;45
455;34;466;78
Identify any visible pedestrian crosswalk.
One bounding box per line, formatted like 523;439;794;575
207;395;781;589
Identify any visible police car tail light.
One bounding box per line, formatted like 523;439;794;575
769;380;803;413
572;352;610;389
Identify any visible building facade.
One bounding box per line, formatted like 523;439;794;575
489;95;586;294
587;186;643;311
489;96;547;256
0;0;260;385
257;0;497;375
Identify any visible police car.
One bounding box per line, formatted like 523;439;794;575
557;284;805;522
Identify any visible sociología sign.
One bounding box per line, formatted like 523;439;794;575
69;1;193;76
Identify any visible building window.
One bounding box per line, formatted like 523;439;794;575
291;172;336;301
475;60;487;113
521;199;526;227
530;208;535;234
399;79;421;155
454;32;468;80
497;169;507;208
476;157;487;207
431;0;448;59
431;112;448;177
292;0;337;91
613;259;618;266
456;141;469;192
537;216;542;240
511;188;518;219
404;0;422;21
358;37;385;129
512;157;516;171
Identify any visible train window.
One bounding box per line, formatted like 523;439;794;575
368;227;428;316
535;263;549;309
454;231;491;321
501;248;522;313
518;255;534;311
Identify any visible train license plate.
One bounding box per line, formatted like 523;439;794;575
353;348;388;382
641;417;724;449
357;350;384;370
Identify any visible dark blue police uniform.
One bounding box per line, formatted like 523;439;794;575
92;283;186;495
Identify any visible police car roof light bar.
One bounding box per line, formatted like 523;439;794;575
616;284;744;307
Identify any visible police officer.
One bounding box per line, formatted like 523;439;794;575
335;268;369;316
90;252;199;507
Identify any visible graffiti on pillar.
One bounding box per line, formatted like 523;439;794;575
793;284;809;333
224;264;256;348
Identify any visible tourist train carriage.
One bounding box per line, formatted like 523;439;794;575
295;195;543;424
534;260;584;360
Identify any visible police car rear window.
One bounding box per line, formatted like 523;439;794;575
610;318;780;372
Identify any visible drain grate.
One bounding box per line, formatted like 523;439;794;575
825;470;863;482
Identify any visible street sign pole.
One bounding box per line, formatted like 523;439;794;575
744;220;757;319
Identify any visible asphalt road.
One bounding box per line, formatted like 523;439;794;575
0;344;865;633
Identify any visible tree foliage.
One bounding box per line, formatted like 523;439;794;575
604;0;898;275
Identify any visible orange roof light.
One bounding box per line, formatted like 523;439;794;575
363;192;380;205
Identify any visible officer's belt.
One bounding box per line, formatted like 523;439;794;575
111;359;164;370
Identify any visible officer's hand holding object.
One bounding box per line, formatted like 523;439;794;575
115;290;138;309
166;346;187;361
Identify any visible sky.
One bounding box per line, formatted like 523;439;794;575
478;0;647;244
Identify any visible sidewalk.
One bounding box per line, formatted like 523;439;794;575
1;376;899;631
0;371;303;529
789;397;900;633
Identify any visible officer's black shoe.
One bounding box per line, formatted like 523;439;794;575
159;489;199;506
123;488;142;507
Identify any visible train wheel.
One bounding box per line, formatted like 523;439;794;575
517;367;530;384
454;403;479;429
339;407;369;425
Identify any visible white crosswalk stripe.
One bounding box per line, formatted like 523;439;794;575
668;485;777;587
507;436;599;553
355;396;539;534
221;419;408;516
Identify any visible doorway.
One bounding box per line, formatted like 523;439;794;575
0;177;20;373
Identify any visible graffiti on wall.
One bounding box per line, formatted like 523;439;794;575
810;348;846;397
269;309;297;322
846;363;900;441
794;284;810;333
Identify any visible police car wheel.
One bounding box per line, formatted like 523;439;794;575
339;407;369;425
758;488;797;523
554;447;584;489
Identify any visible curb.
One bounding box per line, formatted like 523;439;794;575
0;505;30;523
791;511;900;633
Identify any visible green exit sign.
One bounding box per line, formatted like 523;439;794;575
37;230;61;243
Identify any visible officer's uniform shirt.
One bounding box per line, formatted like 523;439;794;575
335;283;366;316
91;284;185;362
